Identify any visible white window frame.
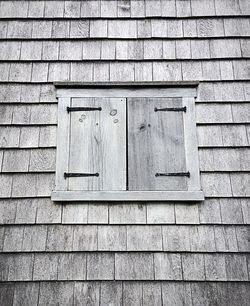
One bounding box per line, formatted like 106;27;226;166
51;82;204;202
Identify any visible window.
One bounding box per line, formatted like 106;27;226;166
52;82;204;201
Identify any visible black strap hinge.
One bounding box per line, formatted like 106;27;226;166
64;172;99;179
155;172;190;177
67;107;102;113
154;107;187;112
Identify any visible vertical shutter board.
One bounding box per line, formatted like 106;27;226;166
68;97;126;191
128;97;187;191
55;97;70;191
183;97;201;191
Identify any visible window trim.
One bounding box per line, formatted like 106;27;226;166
52;82;204;202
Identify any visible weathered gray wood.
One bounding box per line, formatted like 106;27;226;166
127;225;162;250
182;254;206;280
57;253;87;280
2;150;30;172
8;254;34;281
191;282;218;306
29;149;56;172
98;225;126;251
22;225;47;252
225;254;248;281
101;0;117;17
189;226;216;251
0;284;14;306
0;175;12;198
147;203;175;223
20;127;40;148
123;282;143;306
36;198;62;224
199;199;222;224
38;282;74;306
87;253;114;280
0;200;17;224
39;126;57;147
100;282;122;306
64;1;81;18
108;20;136;38
46;225;73;251
115;253;154;280
153;62;182;81
11;174;37;197
70;21;89;38
72;225;97;251
81;0;101;17
13;283;39;306
235;227;250;251
143;282;162;306
88;203;109;223
52;191;204;201
154;253;182;280
62;204;88;224
162;225;191;251
231;173;250;197
162;283;192;306
201;173;232;197
42;41;59;60
220;198;244;224
109;203;146;224
241;199;250;224
3;226;24;252
214;225;238;252
55;97;70;191
176;0;192;17
74;282;100;306
175;203;200;224
68;97;126;191
33;253;58;280
128;97;187;191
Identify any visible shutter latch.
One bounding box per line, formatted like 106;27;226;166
155;172;190;177
64;172;99;179
154;106;187;112
67;107;102;113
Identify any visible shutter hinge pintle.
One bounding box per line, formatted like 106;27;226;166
155;172;190;177
154;106;187;112
64;172;99;179
67;107;102;113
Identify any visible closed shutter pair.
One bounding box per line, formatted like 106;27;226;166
66;97;188;192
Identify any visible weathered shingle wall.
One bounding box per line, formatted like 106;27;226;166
0;0;249;305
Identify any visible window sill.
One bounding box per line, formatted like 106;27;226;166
51;190;204;202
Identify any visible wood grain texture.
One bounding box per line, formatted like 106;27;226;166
128;97;187;191
68;97;126;191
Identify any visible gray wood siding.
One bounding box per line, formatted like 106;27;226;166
0;0;249;305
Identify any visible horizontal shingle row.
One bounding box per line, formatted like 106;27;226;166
0;18;249;39
0;0;249;18
0;173;54;198
0;172;250;198
0;198;249;225
0;148;249;173
0;82;249;103
0;224;249;252
0;149;56;172
1;39;249;61
0;252;249;281
0;60;249;83
0;126;57;148
1;281;250;306
1;103;250;125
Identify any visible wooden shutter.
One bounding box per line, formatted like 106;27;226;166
127;97;187;191
68;97;126;191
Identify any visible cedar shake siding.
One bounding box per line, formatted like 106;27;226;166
0;0;250;305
